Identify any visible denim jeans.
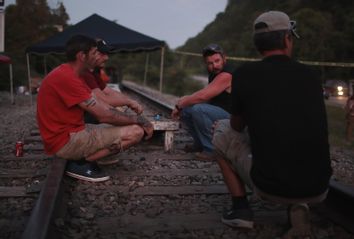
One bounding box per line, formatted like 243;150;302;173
181;103;230;153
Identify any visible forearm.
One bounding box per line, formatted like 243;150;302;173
178;92;209;108
98;107;144;126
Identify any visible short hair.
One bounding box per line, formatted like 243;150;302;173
65;35;97;62
253;29;290;53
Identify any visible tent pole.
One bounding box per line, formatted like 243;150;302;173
26;53;33;107
143;53;149;86
9;63;14;104
159;46;165;92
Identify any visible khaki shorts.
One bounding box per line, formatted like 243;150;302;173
212;119;328;204
56;124;123;160
212;119;253;188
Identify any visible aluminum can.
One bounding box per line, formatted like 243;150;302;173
15;141;24;157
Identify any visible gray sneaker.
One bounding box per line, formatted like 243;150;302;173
221;208;254;229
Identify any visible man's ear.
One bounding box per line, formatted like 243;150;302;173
284;33;292;47
76;51;85;62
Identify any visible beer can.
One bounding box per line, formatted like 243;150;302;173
15;141;24;157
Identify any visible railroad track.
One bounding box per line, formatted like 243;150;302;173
1;82;352;239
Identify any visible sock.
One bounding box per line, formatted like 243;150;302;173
232;196;249;209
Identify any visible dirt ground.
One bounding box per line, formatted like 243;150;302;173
0;92;37;155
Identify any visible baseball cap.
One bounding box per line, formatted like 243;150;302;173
202;43;224;57
96;39;116;54
254;11;300;39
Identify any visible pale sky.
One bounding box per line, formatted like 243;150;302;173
4;0;228;49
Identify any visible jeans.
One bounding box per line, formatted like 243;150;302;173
181;103;230;153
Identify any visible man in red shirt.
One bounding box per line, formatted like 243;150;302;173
37;35;153;182
82;39;143;125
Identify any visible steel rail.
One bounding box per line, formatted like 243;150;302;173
21;156;66;239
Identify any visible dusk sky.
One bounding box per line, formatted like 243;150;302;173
4;0;227;49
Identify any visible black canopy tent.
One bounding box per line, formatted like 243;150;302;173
0;54;14;104
25;14;166;104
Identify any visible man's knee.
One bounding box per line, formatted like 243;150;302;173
124;125;144;143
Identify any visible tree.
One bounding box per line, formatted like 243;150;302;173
0;0;69;90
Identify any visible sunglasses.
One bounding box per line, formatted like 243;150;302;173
202;44;223;55
290;20;300;39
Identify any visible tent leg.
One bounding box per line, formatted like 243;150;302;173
159;47;165;92
26;53;33;107
9;63;14;104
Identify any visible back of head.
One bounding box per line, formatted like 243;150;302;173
253;11;299;53
66;34;97;62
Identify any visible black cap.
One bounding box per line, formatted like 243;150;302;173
202;43;224;57
96;39;115;54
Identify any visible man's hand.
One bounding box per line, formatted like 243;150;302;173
129;100;143;115
171;107;181;120
137;115;154;139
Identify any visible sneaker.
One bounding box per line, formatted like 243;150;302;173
195;151;214;160
283;204;313;238
221;208;254;229
66;160;110;182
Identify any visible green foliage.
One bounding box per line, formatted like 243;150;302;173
1;0;69;90
180;0;354;80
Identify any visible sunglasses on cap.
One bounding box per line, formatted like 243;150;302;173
202;44;224;56
290;20;300;39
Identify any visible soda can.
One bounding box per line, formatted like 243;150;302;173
15;141;24;157
154;114;161;121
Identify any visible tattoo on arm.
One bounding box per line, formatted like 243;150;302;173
84;97;97;107
109;107;128;117
137;115;150;127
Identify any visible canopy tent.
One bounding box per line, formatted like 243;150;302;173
0;54;14;104
25;14;166;105
26;14;165;54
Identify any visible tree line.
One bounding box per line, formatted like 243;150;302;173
180;0;354;81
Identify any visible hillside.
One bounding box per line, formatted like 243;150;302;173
180;0;354;65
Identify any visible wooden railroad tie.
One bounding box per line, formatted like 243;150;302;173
151;120;179;152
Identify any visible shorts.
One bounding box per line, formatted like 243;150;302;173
212;119;328;204
212;119;253;188
56;123;123;160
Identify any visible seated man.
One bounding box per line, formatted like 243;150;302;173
37;34;153;182
82;39;143;125
171;44;232;160
212;11;332;236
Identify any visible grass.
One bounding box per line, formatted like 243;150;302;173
326;104;354;151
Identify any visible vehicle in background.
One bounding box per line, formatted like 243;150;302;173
323;80;348;98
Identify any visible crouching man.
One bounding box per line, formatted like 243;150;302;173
37;35;153;182
212;11;332;237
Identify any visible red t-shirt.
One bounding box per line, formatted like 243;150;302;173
37;64;91;155
81;70;107;90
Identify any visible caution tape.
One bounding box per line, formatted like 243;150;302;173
173;50;354;68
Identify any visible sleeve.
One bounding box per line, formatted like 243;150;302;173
56;74;91;108
95;74;107;90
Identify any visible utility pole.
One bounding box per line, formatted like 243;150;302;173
0;0;5;52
